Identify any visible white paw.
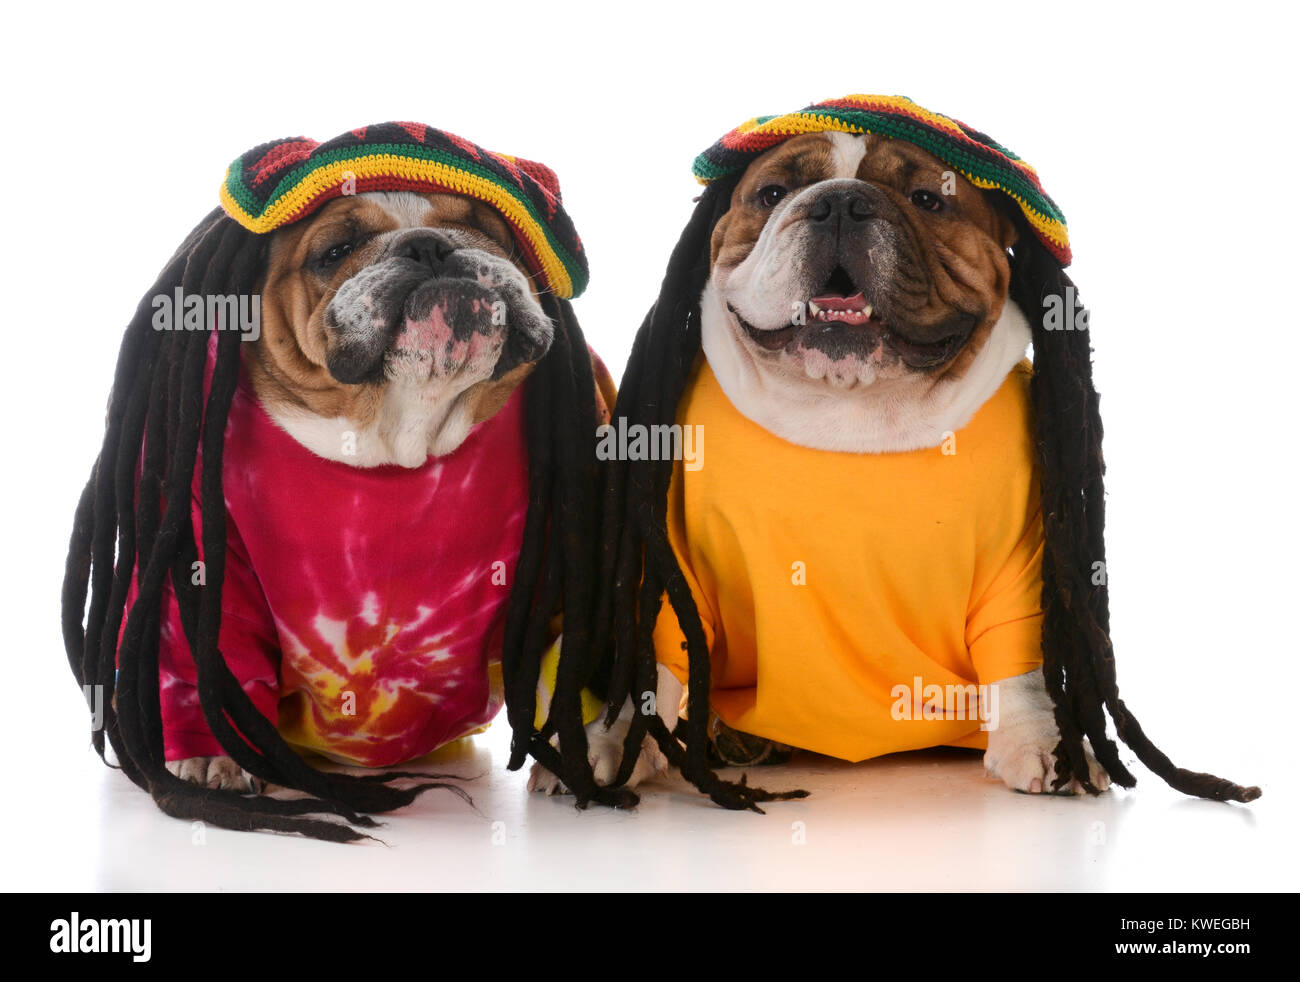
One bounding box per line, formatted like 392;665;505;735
985;732;1111;794
527;716;669;795
983;669;1111;795
166;755;263;793
526;759;567;795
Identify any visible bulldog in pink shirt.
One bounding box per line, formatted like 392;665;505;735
68;124;622;838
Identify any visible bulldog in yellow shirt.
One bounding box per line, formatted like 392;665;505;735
647;125;1083;793
678;131;1102;793
530;96;1259;808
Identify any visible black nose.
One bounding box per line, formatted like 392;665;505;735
390;229;459;268
808;187;874;223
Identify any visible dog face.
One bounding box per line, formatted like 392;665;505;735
708;131;1018;390
248;190;554;466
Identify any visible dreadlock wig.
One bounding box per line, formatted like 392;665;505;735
62;121;631;843
584;94;1259;806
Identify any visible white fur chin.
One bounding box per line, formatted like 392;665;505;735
700;280;1032;453
265;382;477;468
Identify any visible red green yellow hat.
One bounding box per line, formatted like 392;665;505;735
219;121;588;297
692;94;1071;266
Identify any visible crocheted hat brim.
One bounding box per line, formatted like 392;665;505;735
219;123;588;298
692;94;1070;266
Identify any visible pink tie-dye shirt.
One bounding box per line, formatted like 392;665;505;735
139;347;613;767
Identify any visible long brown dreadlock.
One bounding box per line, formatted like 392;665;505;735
577;174;1260;808
62;207;628;842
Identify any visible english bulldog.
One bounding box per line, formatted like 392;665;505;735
61;123;615;814
166;189;558;791
532;118;1111;798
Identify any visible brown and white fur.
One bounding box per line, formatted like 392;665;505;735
531;132;1110;797
167;190;553;790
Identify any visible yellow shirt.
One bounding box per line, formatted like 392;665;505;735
653;358;1045;762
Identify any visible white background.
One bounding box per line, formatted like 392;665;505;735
1;0;1296;890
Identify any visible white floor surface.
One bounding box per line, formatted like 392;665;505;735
10;717;1291;892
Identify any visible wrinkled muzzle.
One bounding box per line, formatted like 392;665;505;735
726;178;982;385
324;228;553;387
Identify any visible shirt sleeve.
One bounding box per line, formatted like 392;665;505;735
152;487;281;761
965;502;1046;684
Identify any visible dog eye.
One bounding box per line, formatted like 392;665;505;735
910;190;944;212
317;241;354;267
757;185;788;208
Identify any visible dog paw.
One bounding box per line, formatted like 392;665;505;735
166;756;263;793
984;734;1111;794
527;717;669;795
983;668;1111;795
527;760;567;795
602;730;669;788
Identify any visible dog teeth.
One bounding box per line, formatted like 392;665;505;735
811;304;874;323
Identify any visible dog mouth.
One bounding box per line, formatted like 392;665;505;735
732;292;968;370
389;280;545;379
327;263;552;385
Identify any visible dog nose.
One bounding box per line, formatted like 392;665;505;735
390;229;459;268
808;187;874;224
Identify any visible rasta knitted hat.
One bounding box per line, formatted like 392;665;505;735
219;121;588;298
692;94;1071;266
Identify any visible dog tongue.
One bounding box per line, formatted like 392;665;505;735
810;292;868;312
